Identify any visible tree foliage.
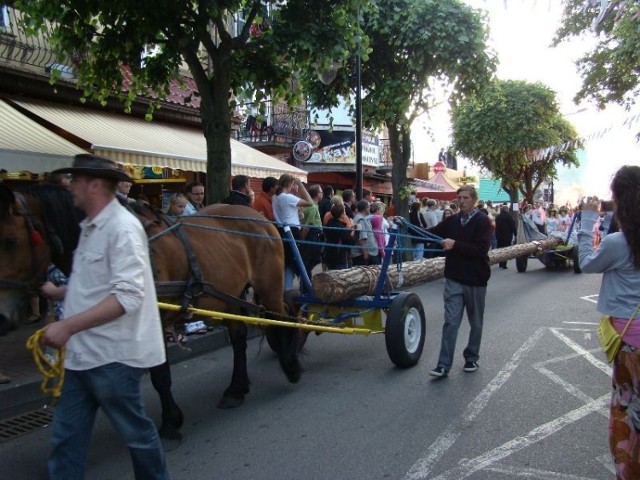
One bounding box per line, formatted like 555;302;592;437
554;0;640;109
303;0;496;217
451;80;581;204
16;0;364;202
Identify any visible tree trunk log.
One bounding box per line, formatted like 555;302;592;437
311;237;563;303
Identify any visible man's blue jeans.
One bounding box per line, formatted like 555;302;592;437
48;363;169;480
436;279;487;369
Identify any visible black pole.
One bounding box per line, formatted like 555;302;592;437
354;9;363;201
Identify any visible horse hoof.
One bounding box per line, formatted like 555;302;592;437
282;361;303;384
158;423;183;441
160;436;182;452
218;395;244;409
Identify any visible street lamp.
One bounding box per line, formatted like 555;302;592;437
354;35;363;201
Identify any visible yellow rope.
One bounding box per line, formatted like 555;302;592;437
25;329;65;404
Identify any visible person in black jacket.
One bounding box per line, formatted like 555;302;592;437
323;203;356;270
495;205;517;269
318;185;334;220
222;175;252;206
426;185;492;378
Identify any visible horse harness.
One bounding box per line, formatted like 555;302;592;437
144;211;265;317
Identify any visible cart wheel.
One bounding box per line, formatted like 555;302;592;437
266;290;304;354
516;255;528;273
573;246;582;274
385;292;426;368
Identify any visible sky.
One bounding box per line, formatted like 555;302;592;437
410;0;640;205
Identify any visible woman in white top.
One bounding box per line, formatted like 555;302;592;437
272;174;313;290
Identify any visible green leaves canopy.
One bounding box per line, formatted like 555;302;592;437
16;0;364;202
451;80;581;203
304;0;496;215
554;0;640;108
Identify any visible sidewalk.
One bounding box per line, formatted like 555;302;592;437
0;320;234;420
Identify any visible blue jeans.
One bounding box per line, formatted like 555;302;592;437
436;279;487;369
48;363;169;480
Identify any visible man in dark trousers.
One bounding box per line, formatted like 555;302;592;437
426;185;492;377
495;204;517;269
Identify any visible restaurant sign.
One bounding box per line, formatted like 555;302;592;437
297;130;380;167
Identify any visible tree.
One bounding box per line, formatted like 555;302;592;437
450;80;581;204
554;0;640;109
16;0;364;203
302;0;496;218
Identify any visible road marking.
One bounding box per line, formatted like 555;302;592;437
405;326;612;479
549;328;611;376
484;462;603;479
581;294;599;304
430;395;609;480
595;454;616;475
403;328;547;480
534;364;608;418
563;321;598;325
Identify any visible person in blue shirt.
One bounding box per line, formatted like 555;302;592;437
578;165;640;479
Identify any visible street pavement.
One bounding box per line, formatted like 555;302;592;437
0;261;613;479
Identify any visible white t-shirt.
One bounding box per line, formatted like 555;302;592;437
273;192;301;226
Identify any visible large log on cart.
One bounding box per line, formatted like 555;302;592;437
312;237;563;303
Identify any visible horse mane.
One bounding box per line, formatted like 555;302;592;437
25;184;83;267
129;199;165;223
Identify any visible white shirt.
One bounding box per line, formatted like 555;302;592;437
423;209;439;228
63;198;165;370
272;192;301;226
530;207;545;226
184;201;199;216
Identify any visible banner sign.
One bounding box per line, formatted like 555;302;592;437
303;130;380;167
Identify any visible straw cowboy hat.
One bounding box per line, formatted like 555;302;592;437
53;154;132;182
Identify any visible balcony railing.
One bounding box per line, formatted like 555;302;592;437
0;6;75;77
236;100;310;147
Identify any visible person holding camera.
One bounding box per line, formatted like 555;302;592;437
577;166;640;479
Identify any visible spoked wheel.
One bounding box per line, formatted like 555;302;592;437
516;255;528;273
385;292;426;368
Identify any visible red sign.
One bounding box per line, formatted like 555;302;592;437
433;161;447;174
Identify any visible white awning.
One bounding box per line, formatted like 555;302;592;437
8;98;306;181
0;99;86;173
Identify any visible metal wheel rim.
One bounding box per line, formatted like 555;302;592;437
404;307;422;353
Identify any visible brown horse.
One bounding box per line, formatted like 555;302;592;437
0;183;303;440
0;183;80;333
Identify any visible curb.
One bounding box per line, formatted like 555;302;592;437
0;327;243;421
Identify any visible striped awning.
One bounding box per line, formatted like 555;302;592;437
8;98;306;181
0;99;86;173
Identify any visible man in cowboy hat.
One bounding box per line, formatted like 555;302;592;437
42;154;169;479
